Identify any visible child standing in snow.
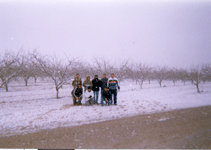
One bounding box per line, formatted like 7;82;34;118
83;86;94;106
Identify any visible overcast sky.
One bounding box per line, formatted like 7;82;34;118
1;0;211;68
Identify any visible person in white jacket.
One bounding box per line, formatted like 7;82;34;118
83;86;94;106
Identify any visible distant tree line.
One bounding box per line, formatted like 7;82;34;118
0;49;211;97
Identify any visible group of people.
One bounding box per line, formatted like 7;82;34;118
71;73;120;106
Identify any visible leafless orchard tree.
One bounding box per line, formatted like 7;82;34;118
112;60;129;83
75;61;90;79
92;58;115;77
178;68;189;85
0;50;24;92
146;69;155;84
33;52;74;98
19;53;34;86
30;57;43;83
167;68;180;86
189;65;203;93
87;64;96;79
136;63;152;89
201;63;211;83
153;65;168;87
125;64;139;84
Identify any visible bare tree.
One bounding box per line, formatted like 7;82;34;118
178;68;189;85
189;65;203;93
136;63;152;89
20;63;32;86
0;50;24;92
201;63;211;83
168;68;179;86
125;64;139;84
30;57;43;83
92;58;115;77
33;52;74;98
146;69;155;84
154;65;168;87
112;60;129;83
19;53;33;86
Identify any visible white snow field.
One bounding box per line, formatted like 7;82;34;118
0;78;211;137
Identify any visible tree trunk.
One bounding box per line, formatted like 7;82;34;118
24;80;28;86
196;83;200;93
158;80;162;87
148;80;150;84
34;77;38;83
140;80;143;89
56;87;59;98
5;82;8;92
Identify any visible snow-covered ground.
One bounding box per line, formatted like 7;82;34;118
0;78;211;137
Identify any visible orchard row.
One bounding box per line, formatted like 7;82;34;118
1;49;211;97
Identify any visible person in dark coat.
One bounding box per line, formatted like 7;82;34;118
92;75;102;104
101;73;108;103
72;83;83;105
101;86;112;106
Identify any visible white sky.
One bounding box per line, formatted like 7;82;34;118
1;0;211;67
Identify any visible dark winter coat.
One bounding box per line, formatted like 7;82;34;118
92;78;102;91
73;87;83;98
101;77;108;91
102;90;112;100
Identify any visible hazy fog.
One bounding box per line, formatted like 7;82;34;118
1;0;211;67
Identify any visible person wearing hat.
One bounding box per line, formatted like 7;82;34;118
101;86;112;106
83;76;93;92
83;86;94;106
92;75;102;104
72;83;83;105
72;73;82;89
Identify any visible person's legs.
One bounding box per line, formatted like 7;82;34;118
93;91;96;103
110;89;115;104
96;91;99;104
101;90;104;105
89;98;94;105
108;98;112;105
101;96;104;105
113;89;117;104
78;97;82;105
72;96;76;105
